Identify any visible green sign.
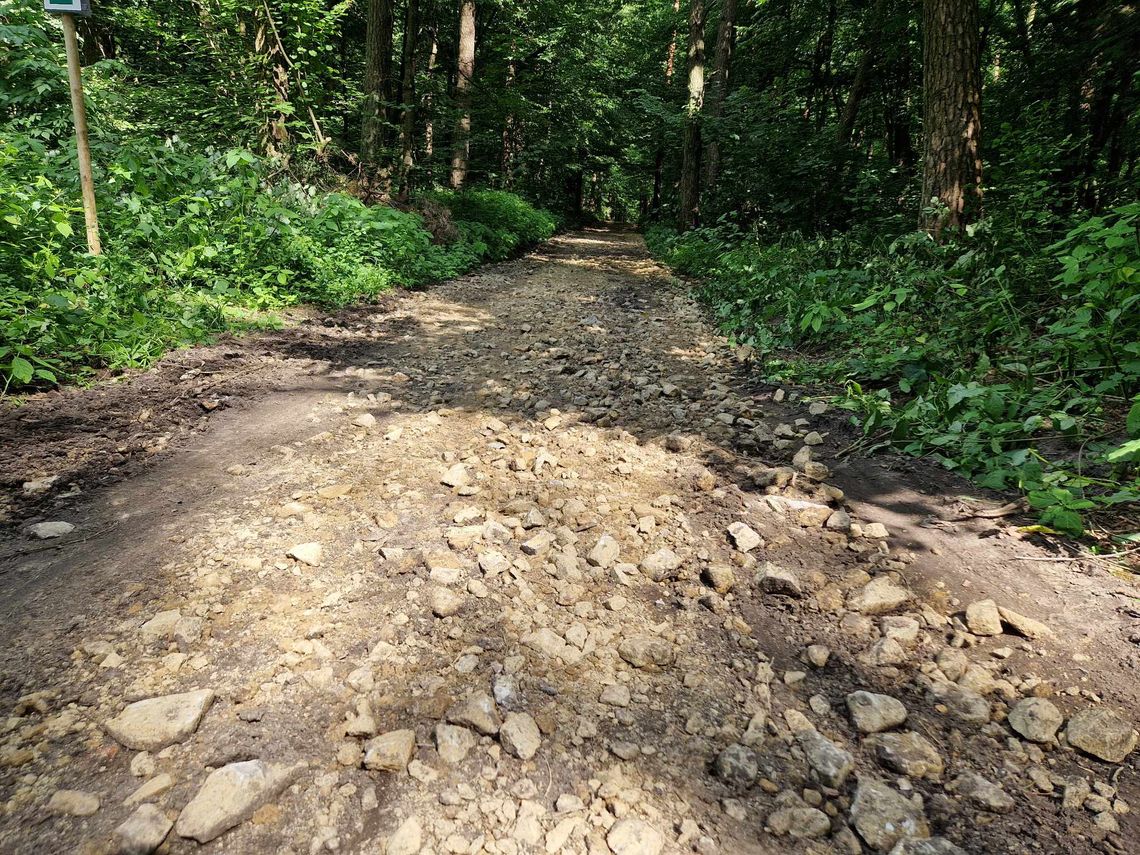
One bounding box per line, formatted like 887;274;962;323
44;0;90;13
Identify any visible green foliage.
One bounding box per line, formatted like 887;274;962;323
648;204;1140;538
0;129;555;392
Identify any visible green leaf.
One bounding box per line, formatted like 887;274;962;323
1127;401;1140;438
1041;506;1084;537
9;356;34;384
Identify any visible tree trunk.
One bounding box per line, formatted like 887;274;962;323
836;0;889;144
678;0;706;231
450;0;476;189
423;25;439;183
920;0;983;237
362;0;394;166
804;0;836;125
396;0;420;200
500;54;519;188
651;0;681;214
703;0;736;193
254;6;290;158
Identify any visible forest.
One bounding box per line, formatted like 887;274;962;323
1;0;1138;538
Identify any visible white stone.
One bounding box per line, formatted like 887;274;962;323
105;690;215;751
175;760;305;843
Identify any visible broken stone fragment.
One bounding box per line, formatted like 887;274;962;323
113;803;172;855
1007;697;1063;744
1065;707;1138;763
847;577;911;615
287;542;322;566
849;777;930;851
727;521;762;552
175;760;305;843
362;729;417;771
105;690;215;751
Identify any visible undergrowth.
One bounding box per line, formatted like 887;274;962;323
646;210;1140;542
0;137;555;393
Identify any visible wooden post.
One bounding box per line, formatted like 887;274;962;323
60;12;101;255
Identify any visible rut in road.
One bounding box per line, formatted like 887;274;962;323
1;229;1137;855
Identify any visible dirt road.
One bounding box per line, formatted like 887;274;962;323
1;230;1137;855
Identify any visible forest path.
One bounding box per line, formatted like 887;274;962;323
1;229;1137;855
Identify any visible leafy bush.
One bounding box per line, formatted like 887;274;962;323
648;206;1140;538
0;130;556;393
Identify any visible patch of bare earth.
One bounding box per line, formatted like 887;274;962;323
0;229;1137;855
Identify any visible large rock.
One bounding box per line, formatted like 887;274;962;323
847;691;908;734
587;534;620;567
435;723;476;764
850;777;930;852
640;548;682;580
175;760;305;843
446;693;501;735
847;577;911;615
105;690;215;751
997;606;1053;639
363;729;416;771
386;816;423;855
727;522;762;552
947;771;1015;813
757;562;803;597
767;806;831;839
785;710;853;788
964;599;1003;636
606;818;664;855
618;635;674;670
927;682;991;725
888;840;969;855
1007;698;1063;743
714;743;758;788
113;804;172;855
500;712;541;760
1066;708;1138;762
865;732;944;780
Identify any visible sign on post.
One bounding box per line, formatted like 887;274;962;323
44;0;100;254
44;0;91;14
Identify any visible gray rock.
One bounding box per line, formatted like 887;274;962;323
386;816;423;855
434;723;476;764
997;606;1053;639
175;760;304;843
606;818;664;855
1007;698;1063;743
362;730;416;771
850;777;930;852
47;789;99;816
500;712;541;760
948;771;1015;813
847;577;911;615
965;600;1002;636
847;691;908;734
714;743;758;788
767;806;831;839
287;542;322;566
618;635;674;670
105;690;215;751
785;710;854;788
113;804;172;855
446;693;501;735
727;522;762;552
865;731;945;780
758;562;803;597
29;521;74;539
587;534;620;568
640;547;682;580
928;682;991;724
600;684;631;707
440;463;470;487
888;839;969;855
701;565;735;593
1066;707;1138;762
430;587;464;617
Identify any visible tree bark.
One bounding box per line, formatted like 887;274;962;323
703;0;736;193
651;0;681;214
450;0;476;189
500;55;519;188
362;0;394;166
423;24;439;182
396;0;420;200
920;0;983;237
678;0;706;231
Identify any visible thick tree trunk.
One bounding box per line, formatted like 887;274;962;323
836;0;889;144
423;26;439;182
678;0;706;231
396;0;420;200
920;0;983;237
703;0;736;193
450;0;476;189
362;0;394;166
